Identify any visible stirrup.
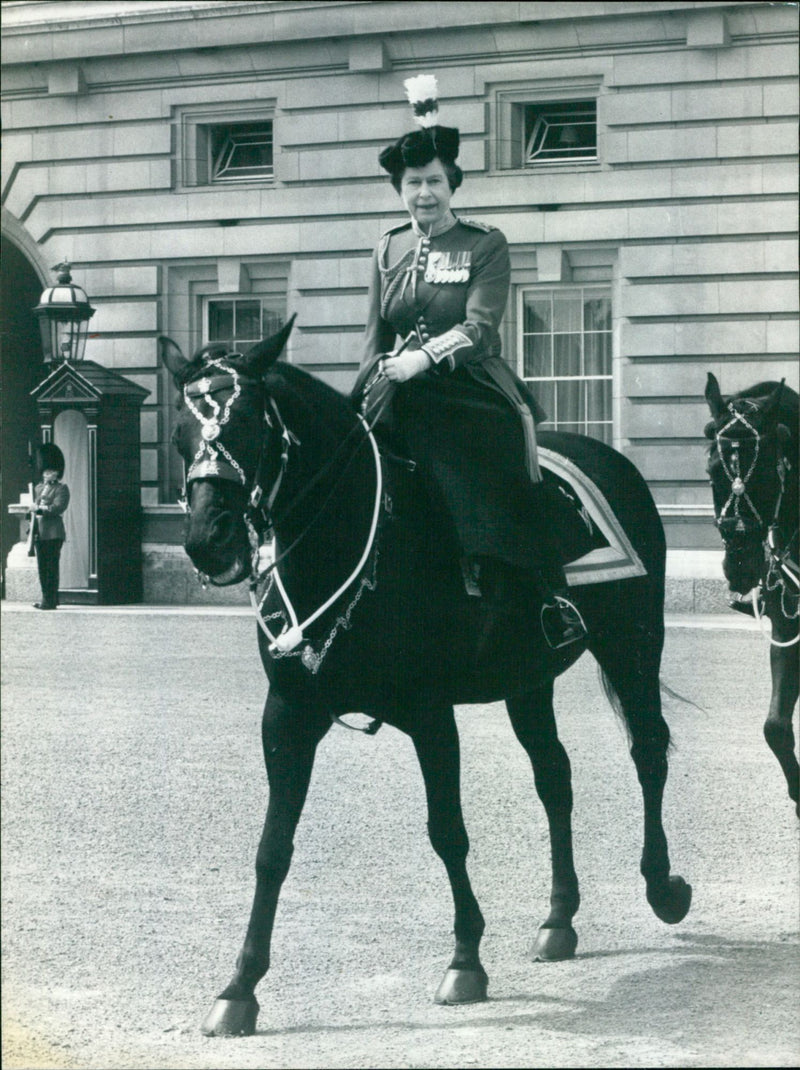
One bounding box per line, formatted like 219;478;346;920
541;594;587;651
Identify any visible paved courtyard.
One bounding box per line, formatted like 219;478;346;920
1;603;798;1069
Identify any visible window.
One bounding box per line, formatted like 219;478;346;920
523;100;597;165
208;122;273;183
175;102;276;188
206;297;284;352
490;81;601;171
518;287;612;443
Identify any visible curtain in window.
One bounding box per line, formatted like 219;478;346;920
520;287;612;442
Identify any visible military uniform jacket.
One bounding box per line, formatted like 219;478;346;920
34;480;70;541
358;215;545;477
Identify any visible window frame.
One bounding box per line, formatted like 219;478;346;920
203;294;286;353
523;99;598;167
516;283;613;443
208;121;274;184
175;101;277;189
489;79;603;173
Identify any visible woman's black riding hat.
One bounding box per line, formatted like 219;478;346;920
378;74;460;180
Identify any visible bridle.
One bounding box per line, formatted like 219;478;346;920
710;400;799;643
179;358;386;674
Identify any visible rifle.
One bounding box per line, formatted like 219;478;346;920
26;482;38;557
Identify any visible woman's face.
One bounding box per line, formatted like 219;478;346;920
399;158;453;229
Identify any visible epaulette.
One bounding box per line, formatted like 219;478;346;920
381;220;413;238
457;217;496;233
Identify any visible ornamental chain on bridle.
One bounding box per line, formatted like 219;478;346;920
714;404;764;530
183;358;247;486
714;401;799;637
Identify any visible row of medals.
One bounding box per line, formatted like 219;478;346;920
423;251;471;285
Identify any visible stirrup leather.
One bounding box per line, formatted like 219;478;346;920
541;594;587;650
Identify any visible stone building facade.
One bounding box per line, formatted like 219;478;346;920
2;0;798;606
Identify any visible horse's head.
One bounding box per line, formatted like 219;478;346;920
704;372;796;594
160;317;296;585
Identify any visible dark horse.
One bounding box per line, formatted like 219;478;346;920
161;322;691;1037
704;373;799;812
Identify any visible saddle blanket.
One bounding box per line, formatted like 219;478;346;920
538;447;647;587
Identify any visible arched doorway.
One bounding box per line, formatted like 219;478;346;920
0;237;46;595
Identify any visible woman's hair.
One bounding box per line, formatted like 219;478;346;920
390;156;464;194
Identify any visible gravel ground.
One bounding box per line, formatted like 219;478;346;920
1;604;798;1069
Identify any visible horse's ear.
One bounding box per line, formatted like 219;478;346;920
243;314;297;376
762;378;786;417
159;336;189;385
705;372;725;419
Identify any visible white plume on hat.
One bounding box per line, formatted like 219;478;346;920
404;74;440;128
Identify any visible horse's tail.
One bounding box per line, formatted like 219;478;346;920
597;667;704;752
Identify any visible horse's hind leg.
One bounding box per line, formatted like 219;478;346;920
410;707;488;1004
594;632;692;925
201;692;330;1036
765;641;800;813
506;684;580;961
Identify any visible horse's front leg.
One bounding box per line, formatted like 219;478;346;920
410;707;488;1004
764;626;800;813
506;685;580;961
201;692;330;1036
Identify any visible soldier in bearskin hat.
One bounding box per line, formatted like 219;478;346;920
353;75;587;649
31;443;70;610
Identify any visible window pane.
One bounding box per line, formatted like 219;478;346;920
524;100;597;164
210;122;273;182
587;378;612;426
556;379;584;426
234;300;261;342
584;295;611;332
552;293;582;333
522;332;551;378
208;301;233;342
530;380;554;423
261;308;284;336
554;333;581;378
584;331;611;376
523;295;551;333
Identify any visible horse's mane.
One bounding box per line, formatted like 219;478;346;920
728;380;799;445
263;361;363;466
265;361;353;423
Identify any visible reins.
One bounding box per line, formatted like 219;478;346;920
248;411;384;657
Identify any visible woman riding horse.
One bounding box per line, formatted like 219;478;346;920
353;74;586;651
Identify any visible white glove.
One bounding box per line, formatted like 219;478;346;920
381;349;431;383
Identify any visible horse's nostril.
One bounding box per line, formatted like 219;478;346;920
210;511;235;542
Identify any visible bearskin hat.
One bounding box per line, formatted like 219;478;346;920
378;74;461;183
36;442;65;479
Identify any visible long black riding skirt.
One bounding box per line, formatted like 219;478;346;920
393;370;556;572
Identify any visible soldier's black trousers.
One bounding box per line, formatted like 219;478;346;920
35;538;63;608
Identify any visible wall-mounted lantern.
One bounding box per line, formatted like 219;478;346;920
33;261;95;364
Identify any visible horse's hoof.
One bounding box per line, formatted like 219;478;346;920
530;925;578;961
200;997;259;1037
648;875;692;924
434;968;489;1004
